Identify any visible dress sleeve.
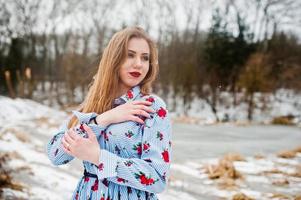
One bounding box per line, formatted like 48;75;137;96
46;111;107;165
91;96;172;193
46;117;74;166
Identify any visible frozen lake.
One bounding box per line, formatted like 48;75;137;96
172;123;301;163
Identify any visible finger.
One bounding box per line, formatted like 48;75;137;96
64;131;76;145
68;129;81;141
62;144;72;154
61;137;71;150
130;116;144;124
83;124;95;139
132;100;152;105
132;109;151;118
134;105;155;113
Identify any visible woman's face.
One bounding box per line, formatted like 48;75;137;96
119;37;150;92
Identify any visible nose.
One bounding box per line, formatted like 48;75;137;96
134;57;143;68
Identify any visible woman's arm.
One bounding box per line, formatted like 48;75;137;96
50;100;154;166
90;96;172;193
46;112;105;165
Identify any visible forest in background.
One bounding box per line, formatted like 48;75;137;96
1;0;301;121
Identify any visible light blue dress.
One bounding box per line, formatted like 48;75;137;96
46;85;172;200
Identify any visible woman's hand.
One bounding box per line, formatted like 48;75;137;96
96;100;155;126
61;124;100;165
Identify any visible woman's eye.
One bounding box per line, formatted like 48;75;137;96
128;53;134;58
143;56;149;61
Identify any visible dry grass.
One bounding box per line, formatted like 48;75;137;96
0;153;24;195
277;146;301;159
217;177;237;189
294;195;301;200
232;193;254;200
277;150;297;159
270;193;290;199
205;153;244;181
263;168;283;174
271;116;294;125
223;153;246;162
254;154;265;159
293;146;301;153
290;165;301;178
1;128;29;143
272;178;289;186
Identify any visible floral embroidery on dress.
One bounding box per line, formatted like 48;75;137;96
125;130;134;138
135;171;158;186
126;90;134;99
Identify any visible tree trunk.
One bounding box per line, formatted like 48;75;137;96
4;71;16;98
247;92;254;121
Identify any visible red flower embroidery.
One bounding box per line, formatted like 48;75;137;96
157;107;167;119
140;174;149;185
133;142;142;155
117;177;127;183
98;163;104;171
84;177;89;182
143;142;150;152
127;90;133;99
79;124;85;132
135;172;158;185
100;194;105;200
162;149;169;163
146;97;155;103
91;179;98;191
75;192;79;200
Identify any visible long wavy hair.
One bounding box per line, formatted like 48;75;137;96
68;27;159;128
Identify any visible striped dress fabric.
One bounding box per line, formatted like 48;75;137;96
46;85;172;200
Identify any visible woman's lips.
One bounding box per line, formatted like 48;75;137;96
129;72;141;78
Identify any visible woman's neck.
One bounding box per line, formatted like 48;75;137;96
116;84;130;98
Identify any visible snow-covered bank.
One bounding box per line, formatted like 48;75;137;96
166;88;301;126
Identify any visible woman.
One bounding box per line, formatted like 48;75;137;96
47;27;172;200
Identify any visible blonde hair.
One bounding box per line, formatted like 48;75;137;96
68;27;159;128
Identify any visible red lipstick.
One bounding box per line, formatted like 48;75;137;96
129;72;141;78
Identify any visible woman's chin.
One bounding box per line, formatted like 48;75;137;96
126;80;142;87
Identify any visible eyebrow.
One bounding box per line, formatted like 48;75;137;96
128;49;149;56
